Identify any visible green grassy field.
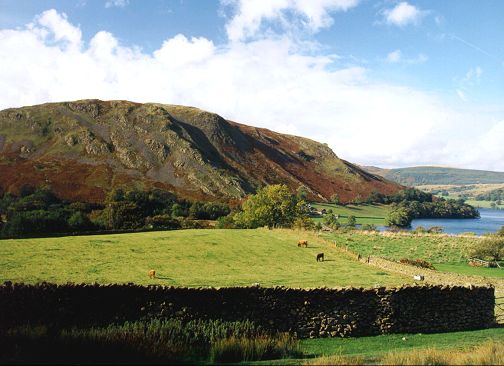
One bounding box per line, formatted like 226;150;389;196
311;203;390;225
465;199;504;209
436;262;504;278
0;229;408;288
321;231;479;264
299;328;504;361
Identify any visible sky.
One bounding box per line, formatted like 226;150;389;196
1;0;504;171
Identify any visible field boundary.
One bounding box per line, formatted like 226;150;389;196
0;282;495;338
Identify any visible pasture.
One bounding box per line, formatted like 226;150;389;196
0;229;408;288
301;327;504;361
310;203;390;225
322;230;479;264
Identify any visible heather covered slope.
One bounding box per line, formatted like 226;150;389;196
0;100;401;203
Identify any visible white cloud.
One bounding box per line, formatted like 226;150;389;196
386;49;402;63
33;9;82;48
385;49;427;64
1;9;503;170
383;2;426;27
222;0;359;42
105;0;129;9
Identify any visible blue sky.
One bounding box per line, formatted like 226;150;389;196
1;0;504;170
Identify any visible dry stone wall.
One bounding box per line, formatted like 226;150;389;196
0;282;495;338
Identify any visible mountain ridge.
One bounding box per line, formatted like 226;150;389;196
0;99;402;203
362;165;504;186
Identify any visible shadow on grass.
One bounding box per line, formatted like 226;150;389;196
155;276;176;282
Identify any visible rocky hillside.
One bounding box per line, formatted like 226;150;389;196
0;100;402;203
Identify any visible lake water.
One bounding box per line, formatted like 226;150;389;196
379;209;504;235
408;209;504;235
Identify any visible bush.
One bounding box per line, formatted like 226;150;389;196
347;215;356;227
216;215;236;229
361;224;377;231
399;258;436;270
385;207;412;228
1;320;300;364
470;236;504;261
144;215;181;230
293;217;315;231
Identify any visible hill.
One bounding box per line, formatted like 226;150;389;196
0;100;401;203
362;166;504;186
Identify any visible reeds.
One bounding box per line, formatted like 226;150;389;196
1;319;300;364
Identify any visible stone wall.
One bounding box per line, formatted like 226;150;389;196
0;282;495;338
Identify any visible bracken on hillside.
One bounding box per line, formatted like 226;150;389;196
0;100;402;203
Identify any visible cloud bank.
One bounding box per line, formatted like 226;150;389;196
0;6;502;170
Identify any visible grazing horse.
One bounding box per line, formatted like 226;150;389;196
148;269;156;279
316;253;324;262
297;240;308;247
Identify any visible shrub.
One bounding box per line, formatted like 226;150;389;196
347;215;356;227
144;215;181;230
385;207;412;227
293;217;315;231
470;236;504;261
1;320;300;364
399;258;436;270
427;226;443;234
361;224;377;231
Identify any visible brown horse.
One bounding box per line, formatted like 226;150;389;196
297;240;308;247
316;253;324;262
148;269;156;279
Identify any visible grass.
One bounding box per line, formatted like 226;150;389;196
465;199;504;209
310;203;390;225
0;228;409;288
436;262;504;278
1;319;300;364
300;327;504;361
304;340;504;365
320;230;479;264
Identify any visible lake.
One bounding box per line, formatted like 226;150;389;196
408;208;504;235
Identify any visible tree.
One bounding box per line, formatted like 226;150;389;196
99;202;144;230
353;195;363;205
385;207;412;227
68;211;93;231
469;236;504;261
330;193;339;205
296;186;307;201
347;215;356;227
233;184;307;229
323;213;340;229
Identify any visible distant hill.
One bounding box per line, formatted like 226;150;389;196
362;166;504;186
0;100;402;203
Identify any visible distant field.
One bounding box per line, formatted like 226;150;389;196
436;262;504;278
321;231;479;264
311;203;390;225
465;199;504;209
418;183;504;197
417;183;504;209
0;229;408;288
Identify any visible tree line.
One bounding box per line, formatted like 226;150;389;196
0;186;230;238
385;197;479;227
